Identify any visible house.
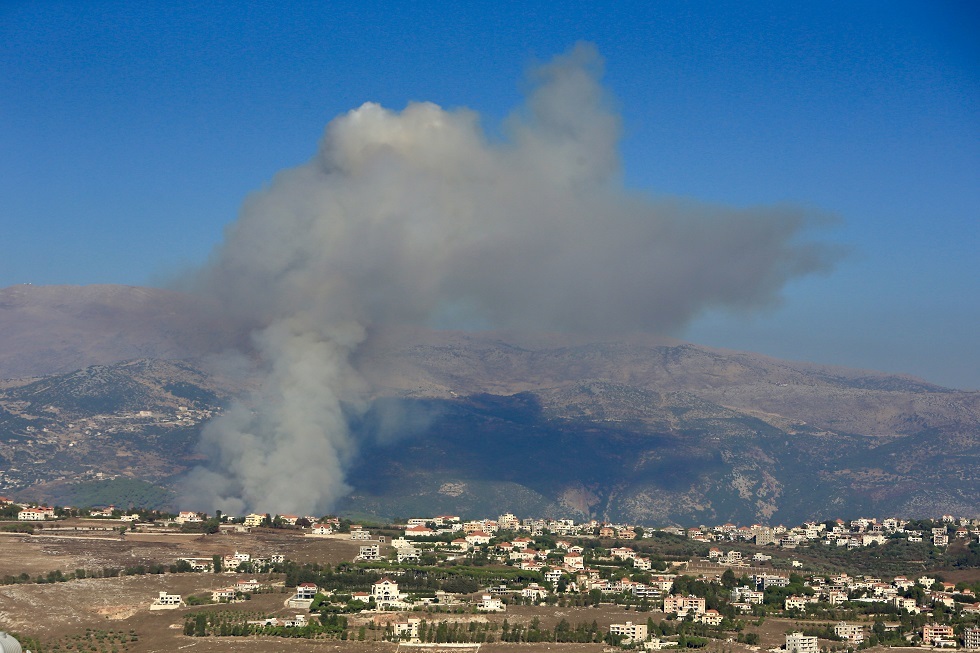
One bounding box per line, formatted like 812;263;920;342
243;513;265;527
392;617;422;641
522;583;548;602
17;509;48;521
828;590;848;605
785;595;815;611
609;621;648;644
465;530;491;545
149;591;183;610
309;524;333;536
212;587;235;602
372;578;400;603
649;575;675;593
564;554;585;569
892;596;918;612
278;514;299;526
834;622;864;643
698;609;723;626
404;525;434;538
663;595;705;617
611;546;635;560
175;511;203;524
396;547;420;563
236;579;260;593
357;544;381;561
476;594;505;612
923;624;955;646
731;587;764;604
350;527;372;540
786;633;818;653
295;583;319;600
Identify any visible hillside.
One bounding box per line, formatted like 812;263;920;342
0;284;977;523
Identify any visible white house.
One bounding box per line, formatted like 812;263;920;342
476;594;505;612
149;591;183;610
212;587;235;602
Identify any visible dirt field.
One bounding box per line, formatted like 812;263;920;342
0;526;363;579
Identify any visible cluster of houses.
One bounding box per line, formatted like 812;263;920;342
764;572;980;616
177;550;284;573
787;626;980;651
685;515;980;549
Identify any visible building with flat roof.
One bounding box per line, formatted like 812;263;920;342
786;632;818;653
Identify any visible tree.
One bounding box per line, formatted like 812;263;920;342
721;569;737;588
212;554;222;573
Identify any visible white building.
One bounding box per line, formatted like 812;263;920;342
243;513;265;527
786;633;818;653
834;622;864;643
964;627;980;649
610;621;648;644
149;591;183;610
476;594;505;612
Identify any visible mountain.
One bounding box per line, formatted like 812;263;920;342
0;284;977;523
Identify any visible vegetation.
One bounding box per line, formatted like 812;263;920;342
58;479;175;511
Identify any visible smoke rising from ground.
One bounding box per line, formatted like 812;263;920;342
182;44;838;515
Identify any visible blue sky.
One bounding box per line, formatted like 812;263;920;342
2;1;977;389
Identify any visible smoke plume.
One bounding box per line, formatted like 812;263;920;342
183;44;837;515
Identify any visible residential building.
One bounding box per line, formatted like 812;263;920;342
476;594;505;612
663;595;706;617
964;627;980;649
610;621;648;644
786;633;818;653
834;622;864;643
923;624;955;646
243;513;265;527
149;591;183;610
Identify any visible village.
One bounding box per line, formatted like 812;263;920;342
1;497;979;652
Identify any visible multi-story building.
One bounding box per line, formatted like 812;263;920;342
609;621;648;644
923;624;955;645
834;622;864;643
964;627;980;650
786;633;818;653
663;595;706;617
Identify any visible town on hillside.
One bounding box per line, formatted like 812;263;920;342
0;497;979;651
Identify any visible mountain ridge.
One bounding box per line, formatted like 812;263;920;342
0;284;976;523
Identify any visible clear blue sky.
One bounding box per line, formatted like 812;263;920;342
2;1;977;389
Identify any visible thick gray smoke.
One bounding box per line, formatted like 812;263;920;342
183;44;837;515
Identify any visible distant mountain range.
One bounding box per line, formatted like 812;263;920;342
1;284;977;524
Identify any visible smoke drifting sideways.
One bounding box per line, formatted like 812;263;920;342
181;44;839;516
